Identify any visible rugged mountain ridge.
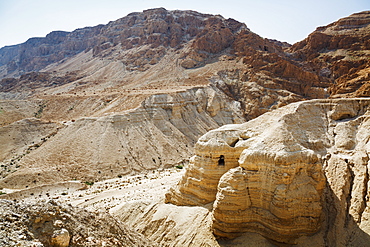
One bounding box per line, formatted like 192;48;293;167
289;11;370;98
0;8;248;77
0;6;368;197
0;7;334;189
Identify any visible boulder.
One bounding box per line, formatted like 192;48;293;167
51;228;70;247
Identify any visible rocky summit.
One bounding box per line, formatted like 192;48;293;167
0;7;370;246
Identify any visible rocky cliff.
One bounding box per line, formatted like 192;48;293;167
0;8;248;77
166;98;370;245
289;11;370;98
0;8;334;189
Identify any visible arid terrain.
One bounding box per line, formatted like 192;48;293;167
0;8;370;246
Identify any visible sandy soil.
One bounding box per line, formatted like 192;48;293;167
69;167;184;213
0;167;185;213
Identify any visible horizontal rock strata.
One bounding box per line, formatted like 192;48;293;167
0;86;243;189
166;98;370;245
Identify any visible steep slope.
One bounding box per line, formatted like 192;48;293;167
1;9;369;227
0;86;243;189
0;8;332;189
0;8;245;78
289;11;370;98
166;98;370;245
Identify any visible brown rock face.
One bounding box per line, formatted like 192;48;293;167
166;98;370;245
289;11;370;98
0;71;81;92
0;8;249;76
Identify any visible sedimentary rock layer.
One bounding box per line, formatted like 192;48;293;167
166;98;370;245
0;86;243;189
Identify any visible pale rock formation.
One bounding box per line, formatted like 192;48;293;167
114;201;218;247
166;98;370;245
166;127;246;205
0;86;243;189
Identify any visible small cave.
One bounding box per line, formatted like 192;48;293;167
229;139;239;147
218;155;225;166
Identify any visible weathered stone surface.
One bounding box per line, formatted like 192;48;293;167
0;86;243;189
166;98;370;245
166;127;246;205
50;228;70;247
0;8;249;77
114;201;218;247
289;11;370;98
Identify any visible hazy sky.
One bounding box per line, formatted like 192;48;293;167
0;0;368;48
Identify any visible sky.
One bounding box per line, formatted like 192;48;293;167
0;0;369;48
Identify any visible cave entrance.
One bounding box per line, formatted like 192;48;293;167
218;155;225;166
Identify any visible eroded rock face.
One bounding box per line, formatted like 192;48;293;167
289;11;370;98
166;98;370;245
0;8;249;77
213;152;325;243
166;127;246;205
0;86;243;189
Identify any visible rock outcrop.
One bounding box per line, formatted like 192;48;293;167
0;199;154;246
289;11;370;98
166;98;370;245
0;8;248;78
114;201;218;247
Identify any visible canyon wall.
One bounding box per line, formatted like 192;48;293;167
166;98;370;245
0;86;244;189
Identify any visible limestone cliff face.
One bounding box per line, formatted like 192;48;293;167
0;7;331;109
166;98;370;245
0;28;102;77
0;8;249;78
0;86;243;189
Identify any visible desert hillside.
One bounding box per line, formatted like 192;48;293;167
0;7;331;188
0;8;370;246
